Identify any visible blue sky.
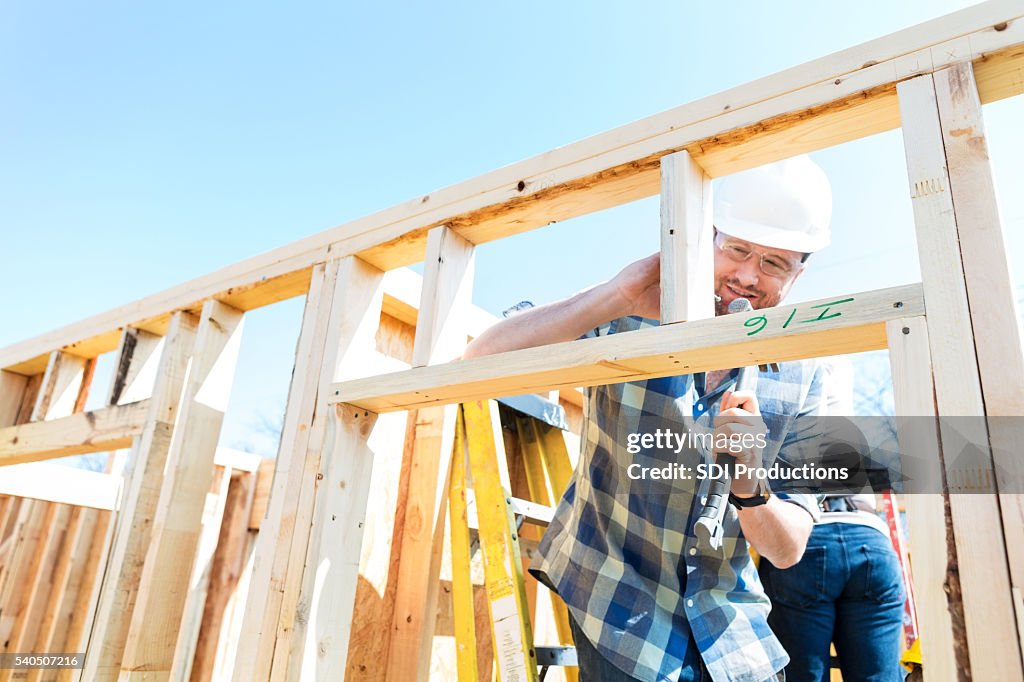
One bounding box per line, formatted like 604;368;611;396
3;1;1022;456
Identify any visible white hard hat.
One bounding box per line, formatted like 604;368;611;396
714;155;832;253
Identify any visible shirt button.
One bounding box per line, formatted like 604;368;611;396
696;402;703;411
686;599;694;608
688;547;697;556
700;496;707;505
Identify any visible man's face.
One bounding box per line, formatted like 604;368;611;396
713;231;805;315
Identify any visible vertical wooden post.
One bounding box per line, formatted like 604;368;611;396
932;62;1024;642
0;372;29;428
660;150;714;325
231;261;347;682
897;71;1024;680
278;255;385;680
83;313;199;681
60;328;163;682
0;501;58;670
30;351;89;422
118;300;244;681
886;317;958;680
169;463;234;680
387;225;475;681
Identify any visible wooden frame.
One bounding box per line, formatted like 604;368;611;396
0;2;1022;679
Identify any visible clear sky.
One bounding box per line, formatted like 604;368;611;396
3;1;1022;457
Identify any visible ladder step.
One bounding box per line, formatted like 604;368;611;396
535;646;578;667
465;490;555;528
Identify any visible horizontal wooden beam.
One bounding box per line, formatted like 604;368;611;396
1;3;1021;376
0;400;150;466
330;284;924;412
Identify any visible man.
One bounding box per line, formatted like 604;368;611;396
463;155;833;682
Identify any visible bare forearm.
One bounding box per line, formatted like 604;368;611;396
463;282;629;359
737;497;813;569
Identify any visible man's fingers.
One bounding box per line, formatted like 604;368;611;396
722;389;759;414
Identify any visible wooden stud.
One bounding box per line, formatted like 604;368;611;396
107;328;164;407
231;261;344;682
118;300;244;681
276;255;386;681
0;372;29;428
412;225;475;367
52;508;104;681
660;150;714;325
387;225;474;681
25;505;85;682
53;326;171;681
190;470;257;682
0;504;69;682
169;465;234;680
886;317;958;680
83;311;200;681
897;72;1023;681
31;351;88;422
932;61;1024;622
0;501;58;660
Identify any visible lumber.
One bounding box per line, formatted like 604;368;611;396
412;226;475;368
231;261;343;682
280;255;386;681
660;150;714;324
0;401;149;466
897;72;1023;680
31;351;88;422
119;300;244;682
107;328;164;406
54;508;104;681
1;4;1022;377
0;463;119;510
932;60;1024;611
0;502;58;657
83;311;200;681
169;465;233;681
25;505;85;682
190;470;257;682
388;225;474;680
0;371;28;428
59;326;172;682
0;503;67;682
886;317;958;681
331;284;924;412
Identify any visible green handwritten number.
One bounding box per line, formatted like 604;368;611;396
800;297;855;324
744;315;768;336
782;308;797;328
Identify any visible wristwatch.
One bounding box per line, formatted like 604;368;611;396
728;490;771;509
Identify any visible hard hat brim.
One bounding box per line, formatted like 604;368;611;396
716;215;830;254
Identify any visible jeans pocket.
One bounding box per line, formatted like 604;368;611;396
863;543;905;605
764;545;827;609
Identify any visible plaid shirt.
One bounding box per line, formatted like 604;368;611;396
531;316;824;682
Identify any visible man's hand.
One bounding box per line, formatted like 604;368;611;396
609;253;660;319
715;389;768;497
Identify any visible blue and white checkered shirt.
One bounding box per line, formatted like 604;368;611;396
531;316;824;682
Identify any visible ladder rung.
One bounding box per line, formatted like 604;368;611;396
535;646;577;667
465;490;555;528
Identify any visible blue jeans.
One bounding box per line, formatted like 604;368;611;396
760;522;906;682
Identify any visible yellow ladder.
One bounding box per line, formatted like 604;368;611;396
449;399;579;682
